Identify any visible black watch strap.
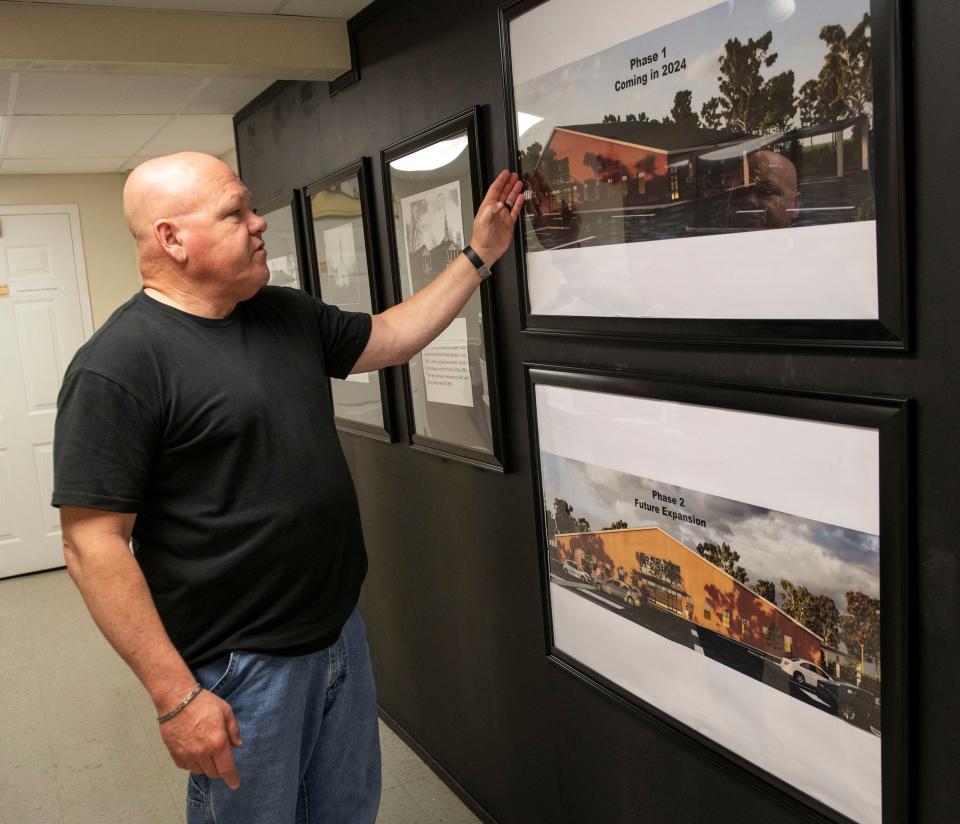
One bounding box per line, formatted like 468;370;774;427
462;245;492;279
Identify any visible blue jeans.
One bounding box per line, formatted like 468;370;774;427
185;608;381;823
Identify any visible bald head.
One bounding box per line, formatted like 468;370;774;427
749;150;798;195
728;149;800;230
123;151;269;308
123;152;237;243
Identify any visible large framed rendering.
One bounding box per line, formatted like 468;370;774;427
304;158;392;442
527;365;908;824
382;108;505;470
255;192;309;290
501;0;906;348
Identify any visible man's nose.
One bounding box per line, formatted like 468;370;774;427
252;213;268;234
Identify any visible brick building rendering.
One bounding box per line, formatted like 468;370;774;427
555;526;822;664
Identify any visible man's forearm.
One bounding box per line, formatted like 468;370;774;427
65;536;196;712
377;252;482;364
352;170;523;374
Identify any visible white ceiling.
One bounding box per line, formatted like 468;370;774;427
0;0;374;175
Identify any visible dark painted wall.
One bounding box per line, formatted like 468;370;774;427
235;1;958;821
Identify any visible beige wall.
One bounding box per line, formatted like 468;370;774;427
0;174;139;329
219;147;239;174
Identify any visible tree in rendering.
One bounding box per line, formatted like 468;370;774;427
521;142;543;176
543;501;557;539
811;595;841;648
604;519;628;530
699;30;796;134
405;198;427;253
752;579;776;603
695;541;748;584
840;590;881;676
758;69;797;132
552;499;592;535
670;90;700;129
798;13;872;126
778;580;841;647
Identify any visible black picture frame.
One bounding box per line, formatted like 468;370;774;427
302;158;393;443
381;107;506;472
254;190;310;292
499;0;908;351
525;363;909;824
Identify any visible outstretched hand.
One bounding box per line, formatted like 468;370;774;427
468;170;524;267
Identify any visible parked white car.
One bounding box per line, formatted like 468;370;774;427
780;657;834;687
561;559;592;583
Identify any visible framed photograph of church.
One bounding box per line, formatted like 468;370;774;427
255;192;309;291
304;158;392;442
500;0;906;348
526;363;908;824
381;108;505;471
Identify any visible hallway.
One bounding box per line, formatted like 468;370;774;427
0;570;480;824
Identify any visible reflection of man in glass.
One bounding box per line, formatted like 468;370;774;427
727;150;799;230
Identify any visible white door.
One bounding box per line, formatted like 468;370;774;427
0;205;93;578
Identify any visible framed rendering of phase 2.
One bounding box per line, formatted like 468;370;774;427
500;0;906;347
527;365;908;824
304;158;392;442
382;107;505;471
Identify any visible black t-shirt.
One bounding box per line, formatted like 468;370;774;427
52;286;372;667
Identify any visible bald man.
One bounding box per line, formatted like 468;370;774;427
52;152;523;823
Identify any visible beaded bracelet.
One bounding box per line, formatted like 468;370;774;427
157;682;203;724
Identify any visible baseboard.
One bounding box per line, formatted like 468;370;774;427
3;563;67;581
377;705;498;824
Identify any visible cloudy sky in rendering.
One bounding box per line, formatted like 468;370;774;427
540;451;880;609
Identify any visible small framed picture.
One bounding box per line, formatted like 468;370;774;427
527;363;908;823
304;158;392;442
382;108;506;471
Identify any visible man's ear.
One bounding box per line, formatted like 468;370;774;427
154;219;188;264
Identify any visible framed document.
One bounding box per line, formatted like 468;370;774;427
501;0;906;348
382;108;505;471
255;192;308;291
304;158;392;442
527;364;908;824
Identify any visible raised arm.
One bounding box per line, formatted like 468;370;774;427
60;506;242;788
351;169;524;373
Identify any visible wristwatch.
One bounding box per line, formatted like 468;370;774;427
462;245;493;280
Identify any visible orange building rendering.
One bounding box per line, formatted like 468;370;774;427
555;527;822;664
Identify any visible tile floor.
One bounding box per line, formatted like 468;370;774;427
0;569;483;824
